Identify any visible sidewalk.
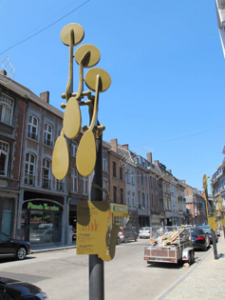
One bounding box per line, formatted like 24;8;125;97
156;235;225;300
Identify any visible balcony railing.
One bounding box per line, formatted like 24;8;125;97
44;138;53;147
42;178;51;189
27;131;38;141
57;181;64;192
24;174;35;186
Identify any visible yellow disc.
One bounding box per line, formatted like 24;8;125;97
60;23;84;46
85;68;111;92
75;44;100;68
63;97;81;139
52;136;69;180
76;130;96;177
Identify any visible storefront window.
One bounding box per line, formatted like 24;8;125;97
0;197;14;235
21;200;62;245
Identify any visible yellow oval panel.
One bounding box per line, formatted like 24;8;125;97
63;97;81;139
85;68;111;92
60;23;84;46
52;136;69;180
76;130;96;177
75;44;100;68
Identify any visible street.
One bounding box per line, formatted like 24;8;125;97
0;238;211;300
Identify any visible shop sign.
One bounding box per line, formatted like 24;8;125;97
27;202;59;211
77;201;120;262
110;203;128;213
208;217;218;232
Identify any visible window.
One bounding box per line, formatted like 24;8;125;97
57;180;64;192
83;176;88;195
131;172;134;184
44;123;53;147
42;159;51;189
119;166;123;180
156;196;159;209
28;115;38;140
150;177;153;188
0;94;14;125
137;171;139;183
141;173;144;186
126;169;130;183
113;162;116;177
0;141;9;176
71;168;78;192
138;191;140;205
113;186;117;202
25;153;35;185
103;152;108;172
151;194;154;207
147;194;149;208
103;179;108;199
127;191;130;206
120;188;123;204
142;193;145;208
72;141;78;157
132;192;135;206
145;175;147;187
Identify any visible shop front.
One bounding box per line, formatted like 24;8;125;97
110;203;128;228
21;200;63;246
128;207;138;231
0;193;17;236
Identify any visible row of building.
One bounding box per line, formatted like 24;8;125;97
0;71;210;247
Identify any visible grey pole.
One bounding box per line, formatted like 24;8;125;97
211;230;218;259
89;137;104;300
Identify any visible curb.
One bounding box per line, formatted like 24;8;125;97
31;245;76;254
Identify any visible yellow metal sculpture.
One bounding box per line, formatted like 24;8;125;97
52;23;122;262
52;23;111;179
203;174;218;231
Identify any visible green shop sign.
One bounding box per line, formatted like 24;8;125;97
28;202;59;211
110;204;128;213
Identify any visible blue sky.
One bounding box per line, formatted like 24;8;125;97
1;0;224;191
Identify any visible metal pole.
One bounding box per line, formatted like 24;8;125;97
89;137;104;300
211;230;218;259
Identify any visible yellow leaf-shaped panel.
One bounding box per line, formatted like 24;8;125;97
76;130;96;177
63;97;81;139
52;136;69;180
60;23;84;46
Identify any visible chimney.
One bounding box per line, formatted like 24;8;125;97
122;144;129;150
0;70;7;76
110;139;118;153
147;152;152;163
154;160;159;166
40;91;50;103
168;169;172;174
181;180;186;184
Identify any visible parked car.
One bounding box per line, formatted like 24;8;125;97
30;228;53;244
216;229;221;237
123;227;137;243
0;231;30;260
117;230;125;245
72;229;76;241
191;228;210;251
0;277;49;299
138;227;151;239
197;225;218;243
